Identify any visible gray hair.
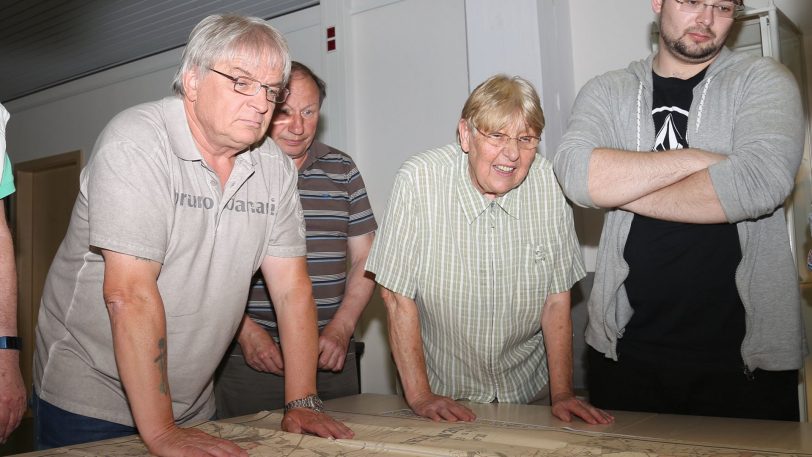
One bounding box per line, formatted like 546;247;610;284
172;14;291;96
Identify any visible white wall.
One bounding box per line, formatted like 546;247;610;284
5;51;179;164
339;0;470;394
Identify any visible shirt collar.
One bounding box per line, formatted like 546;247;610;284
452;143;521;224
298;140;329;171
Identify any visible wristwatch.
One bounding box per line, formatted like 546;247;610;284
0;336;21;350
284;394;324;413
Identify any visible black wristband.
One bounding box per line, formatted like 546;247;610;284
0;336;21;350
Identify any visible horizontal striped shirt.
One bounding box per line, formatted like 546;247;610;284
249;141;377;336
366;143;585;403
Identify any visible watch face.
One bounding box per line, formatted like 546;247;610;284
313;397;324;412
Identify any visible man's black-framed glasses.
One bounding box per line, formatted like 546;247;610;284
672;0;744;19
475;128;540;150
208;68;290;103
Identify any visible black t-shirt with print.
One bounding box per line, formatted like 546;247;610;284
619;68;745;369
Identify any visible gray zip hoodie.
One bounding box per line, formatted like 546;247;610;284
554;47;807;370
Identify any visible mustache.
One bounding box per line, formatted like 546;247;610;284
684;26;716;39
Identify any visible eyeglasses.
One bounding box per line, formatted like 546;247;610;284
207;68;290;103
475;128;540;150
672;0;743;19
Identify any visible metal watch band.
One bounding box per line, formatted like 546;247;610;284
284;394;324;413
0;336;21;350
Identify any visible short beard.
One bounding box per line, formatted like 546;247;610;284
660;26;723;64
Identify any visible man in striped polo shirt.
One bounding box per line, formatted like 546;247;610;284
215;62;377;417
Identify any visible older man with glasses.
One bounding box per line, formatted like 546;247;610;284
32;14;351;455
554;0;805;420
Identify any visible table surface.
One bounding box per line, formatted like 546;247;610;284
324;393;812;452
13;393;812;455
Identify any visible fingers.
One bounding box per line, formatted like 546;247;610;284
317;346;346;372
317;335;348;371
413;396;476;422
0;408;10;443
553;398;614;425
282;409;354;439
585;406;614;424
210;438;249;456
307;416;354;439
198;439;248;457
0;394;25;442
245;342;284;375
264;343;284;374
147;427;247;457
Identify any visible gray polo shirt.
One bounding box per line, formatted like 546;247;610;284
34;96;306;426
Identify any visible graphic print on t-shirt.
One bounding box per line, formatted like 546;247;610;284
652;106;689;151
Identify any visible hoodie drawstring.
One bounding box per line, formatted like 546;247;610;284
695;76;712;133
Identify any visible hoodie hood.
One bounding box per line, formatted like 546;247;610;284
623;47;752;151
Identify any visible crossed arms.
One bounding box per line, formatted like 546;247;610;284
553;62;804;223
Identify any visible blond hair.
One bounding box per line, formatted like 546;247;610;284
458;74;544;142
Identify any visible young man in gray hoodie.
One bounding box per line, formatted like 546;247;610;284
554;0;806;421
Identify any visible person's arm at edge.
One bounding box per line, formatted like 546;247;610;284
319;232;376;371
103;250;246;456
0;200;24;443
542;290;613;425
262;255;353;439
381;287;475;422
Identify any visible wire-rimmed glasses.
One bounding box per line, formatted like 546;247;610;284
208;68;290;103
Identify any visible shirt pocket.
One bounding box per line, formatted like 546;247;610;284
511;242;551;325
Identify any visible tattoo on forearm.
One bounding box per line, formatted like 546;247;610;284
154;338;169;395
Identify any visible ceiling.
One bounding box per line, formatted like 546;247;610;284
0;0;316;103
0;0;810;104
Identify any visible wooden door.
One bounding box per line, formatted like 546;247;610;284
13;150;81;405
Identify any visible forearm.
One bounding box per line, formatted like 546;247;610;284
540;292;574;401
264;256;319;402
0;205;16;336
108;301;174;440
276;284;319;402
325;258;375;340
620;169;728;223
102;251;174;444
588;147;724;208
381;289;432;403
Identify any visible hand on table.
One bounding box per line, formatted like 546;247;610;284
146;426;248;457
551;392;614;425
281;408;354;439
408;392;476;422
